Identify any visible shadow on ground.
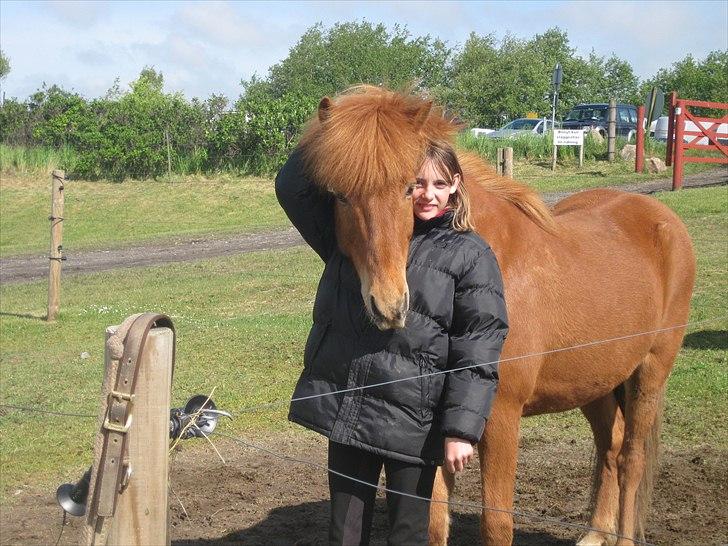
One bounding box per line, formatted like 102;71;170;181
683;329;728;350
172;499;572;546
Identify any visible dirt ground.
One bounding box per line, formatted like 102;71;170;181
1;168;725;285
2;432;726;546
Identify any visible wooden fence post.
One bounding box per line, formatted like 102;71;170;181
503;147;513;178
607;98;617;162
635;105;645;173
496;147;513;177
47;170;65;321
672;100;686;191
106;324;174;546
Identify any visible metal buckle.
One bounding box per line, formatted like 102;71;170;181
103;391;135;433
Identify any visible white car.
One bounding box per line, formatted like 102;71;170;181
485;118;556;139
470;127;495;138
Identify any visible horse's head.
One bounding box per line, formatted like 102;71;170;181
299;86;455;330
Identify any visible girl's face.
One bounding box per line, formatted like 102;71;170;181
412;158;460;221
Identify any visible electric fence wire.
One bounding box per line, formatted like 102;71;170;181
1;314;725;420
213;430;656;546
1;316;722;546
233;315;728;414
0;403;95;418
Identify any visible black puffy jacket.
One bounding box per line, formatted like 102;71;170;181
276;151;508;465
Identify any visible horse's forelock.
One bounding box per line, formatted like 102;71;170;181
299;87;456;197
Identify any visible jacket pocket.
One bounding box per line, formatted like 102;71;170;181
303;321;329;375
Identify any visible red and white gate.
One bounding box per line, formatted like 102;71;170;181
666;92;728;190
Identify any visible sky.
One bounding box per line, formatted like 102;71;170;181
1;0;726;101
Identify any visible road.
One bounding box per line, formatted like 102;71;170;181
1;168;725;285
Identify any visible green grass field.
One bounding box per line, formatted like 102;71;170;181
0;171;290;257
0;143;718;257
1;184;725;499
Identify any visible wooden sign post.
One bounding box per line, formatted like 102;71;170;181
47;170;65;321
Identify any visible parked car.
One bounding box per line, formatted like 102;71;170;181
470;127;495;137
486;118;555;138
562;103;638;141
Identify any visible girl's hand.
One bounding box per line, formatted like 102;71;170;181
444;437;474;473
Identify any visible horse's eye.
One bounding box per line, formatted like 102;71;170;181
332;192;348;204
405;184;415;198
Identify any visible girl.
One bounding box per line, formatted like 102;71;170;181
276;140;508;545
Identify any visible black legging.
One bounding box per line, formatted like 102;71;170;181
327;441;437;546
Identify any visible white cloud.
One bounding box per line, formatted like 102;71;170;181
1;0;725;101
176;1;276;48
45;0;106;27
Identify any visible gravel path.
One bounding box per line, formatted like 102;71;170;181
1;168;725;285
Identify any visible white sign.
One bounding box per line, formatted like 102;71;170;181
553;129;584;146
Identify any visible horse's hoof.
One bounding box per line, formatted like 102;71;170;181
576;531;609;546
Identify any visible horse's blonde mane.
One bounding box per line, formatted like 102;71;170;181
459;152;558;233
298;85;456;197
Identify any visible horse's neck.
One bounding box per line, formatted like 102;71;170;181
470;186;551;273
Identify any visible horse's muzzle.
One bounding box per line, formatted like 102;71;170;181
369;292;409;330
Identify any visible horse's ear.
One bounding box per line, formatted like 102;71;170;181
411;101;432;132
318;97;332;122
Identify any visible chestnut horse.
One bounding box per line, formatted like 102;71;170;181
298;86;695;546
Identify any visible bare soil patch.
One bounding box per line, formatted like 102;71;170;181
2;168;725;285
2;432;726;545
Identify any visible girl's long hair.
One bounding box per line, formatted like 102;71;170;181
424;141;475;232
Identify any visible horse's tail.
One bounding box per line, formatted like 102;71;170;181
616;378;665;543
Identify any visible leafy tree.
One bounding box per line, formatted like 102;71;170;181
0;50;9;80
264;21;451;100
444;28;641;128
642;50;728;110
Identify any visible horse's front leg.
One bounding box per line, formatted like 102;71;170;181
429;466;455;545
479;398;522;545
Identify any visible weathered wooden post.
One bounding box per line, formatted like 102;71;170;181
503;147;513;178
107;324;173;545
496;148;513;177
47;169;65;321
635;105;645;173
607;98;617;162
84;314;175;546
665;92;677;167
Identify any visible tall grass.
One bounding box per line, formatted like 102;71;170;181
458;131;670;164
0;144;81;176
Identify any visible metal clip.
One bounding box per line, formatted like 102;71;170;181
119;460;133;492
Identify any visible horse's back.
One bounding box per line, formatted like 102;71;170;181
515;188;695;414
556;187;694;277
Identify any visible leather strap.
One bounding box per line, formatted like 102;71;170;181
88;313;175;519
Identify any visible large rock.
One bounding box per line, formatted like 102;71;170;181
620;144;636;161
648;157;667;173
588;128;604;143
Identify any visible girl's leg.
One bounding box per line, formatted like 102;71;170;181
328;441;383;546
383;458;437;546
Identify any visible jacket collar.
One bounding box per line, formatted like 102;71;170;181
413;209;454;234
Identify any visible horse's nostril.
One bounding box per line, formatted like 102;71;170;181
369;296;386;323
